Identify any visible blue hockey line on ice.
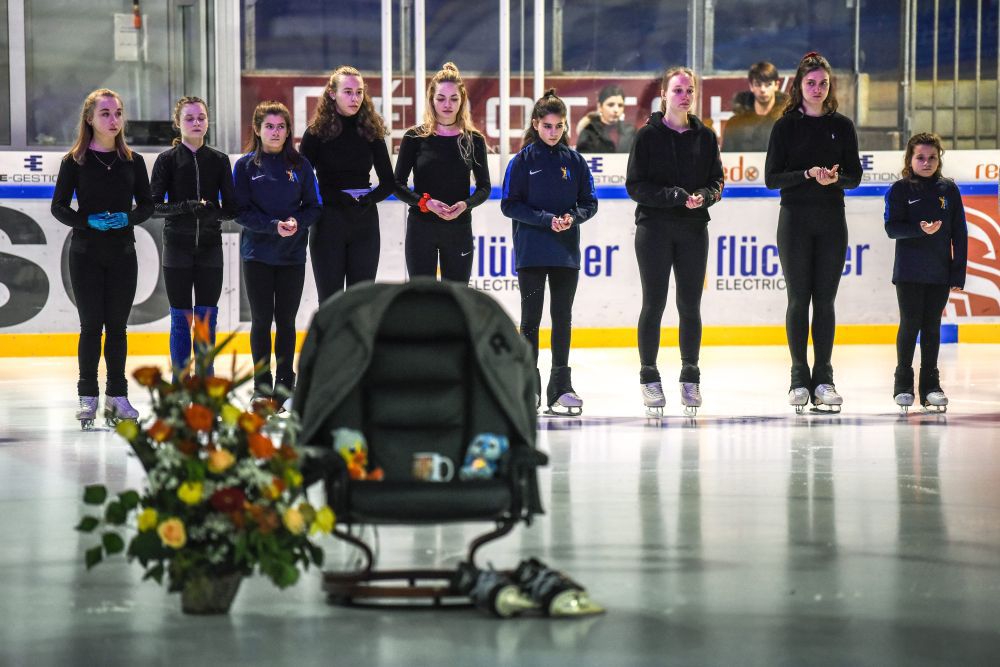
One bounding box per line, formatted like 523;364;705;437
2;183;997;200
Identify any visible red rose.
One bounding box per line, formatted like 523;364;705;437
210;487;247;513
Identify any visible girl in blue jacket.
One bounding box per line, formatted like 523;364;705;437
234;101;321;408
501;89;598;415
884;132;967;413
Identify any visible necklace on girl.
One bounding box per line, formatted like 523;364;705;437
90;149;118;171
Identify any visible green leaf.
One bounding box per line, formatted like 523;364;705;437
143;563;165;585
83;485;108;505
85;546;103;569
75;515;100;533
101;532;125;555
104;501;127;525
128;530;162;562
306;542;324;566
118;490;140;510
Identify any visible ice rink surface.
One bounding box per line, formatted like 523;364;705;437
1;344;999;665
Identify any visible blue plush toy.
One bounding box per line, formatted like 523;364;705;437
459;433;509;480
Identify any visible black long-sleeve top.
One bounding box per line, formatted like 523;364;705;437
884;175;967;288
625;112;724;227
50;149;154;249
764;110;862;207
393;129;491;224
150;143;236;250
299;114;394;207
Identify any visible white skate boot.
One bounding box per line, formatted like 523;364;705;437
641;382;666;418
104;395;139;427
679;383;702;417
788;387;810;415
76;396;99;431
812;384;843;414
922;391;948;414
546;392;583;417
894;392;915;415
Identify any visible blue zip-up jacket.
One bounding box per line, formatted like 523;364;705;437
884;175;967;288
233;151;321;265
500;141;597;270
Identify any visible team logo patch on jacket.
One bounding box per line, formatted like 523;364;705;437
287;169;298;183
939;196;947;210
561;166;569;180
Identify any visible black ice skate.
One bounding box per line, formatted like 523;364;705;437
893;366;915;415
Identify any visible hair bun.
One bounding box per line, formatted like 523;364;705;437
441;62;459;73
544;87;558;98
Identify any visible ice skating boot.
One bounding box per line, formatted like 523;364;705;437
512;557;604;617
464;565;538;618
788;387;810;415
75;396;99;430
104;395;139;427
679;382;702;417
919;368;948;413
545;366;582;417
893;366;915;415
812;384;843;413
641;382;666;418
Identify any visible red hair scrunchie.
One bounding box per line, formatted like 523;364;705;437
418;193;432;213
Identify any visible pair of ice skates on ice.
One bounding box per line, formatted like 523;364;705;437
641;381;702;417
892;367;949;415
787;384;844;414
74;395;139;430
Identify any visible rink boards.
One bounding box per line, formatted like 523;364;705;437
0;150;998;355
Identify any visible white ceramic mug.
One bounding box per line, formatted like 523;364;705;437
412;452;454;482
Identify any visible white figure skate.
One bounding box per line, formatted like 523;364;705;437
894;392;914;415
679;383;701;417
76;396;99;431
104;395;139;427
546;392;583;417
788;387;810;415
642;382;666;418
922;391;948;414
811;384;843;414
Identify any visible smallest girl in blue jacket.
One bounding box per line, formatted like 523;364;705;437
884;132;967;413
234;100;321;410
501;89;598;416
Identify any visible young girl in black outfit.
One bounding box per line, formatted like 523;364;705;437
150;96;235;378
300;65;393;301
501;90;598;415
233;101;321;409
51;89;153;429
394;62;490;282
626;67;724;417
764;52;862;413
884;133;967;413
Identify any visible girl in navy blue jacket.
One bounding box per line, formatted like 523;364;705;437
501;90;598;415
884;132;967;413
234;101;321;407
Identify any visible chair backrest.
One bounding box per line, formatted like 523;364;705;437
331;289;516;481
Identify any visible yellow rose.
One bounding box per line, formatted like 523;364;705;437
220;404;241;426
284;468;303;489
137;507;158;532
177;481;204;505
282;507;306;535
157;517;187;549
116;419;139;441
310;506;335;534
207;448;236;474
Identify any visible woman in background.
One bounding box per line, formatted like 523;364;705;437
233;101;321;410
150;96;235;379
51;88;153;429
393;62;490;282
501;89;597;416
301;65;393;301
884;132;967;413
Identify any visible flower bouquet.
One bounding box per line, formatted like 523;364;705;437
75;315;334;613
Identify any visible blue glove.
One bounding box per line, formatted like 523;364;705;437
106;212;129;229
87;212;112;231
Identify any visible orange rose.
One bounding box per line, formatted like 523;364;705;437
238;411;265;434
277;445;299;462
263;476;286;500
207;447;236;473
133;366;162;387
184;403;214;432
157;517;187;549
248;432;275;459
147;419;173;443
204;377;231;399
246;504;279;534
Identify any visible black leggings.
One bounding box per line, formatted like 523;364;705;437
635;221;708;384
69;244;137;397
405;216;474;283
517;267;579;367
776;205;848;390
242;260;305;393
163;265;223;309
895;282;950;370
309;203;380;303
